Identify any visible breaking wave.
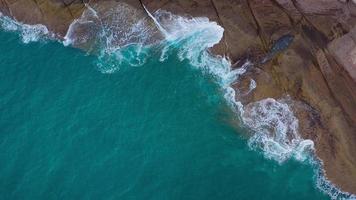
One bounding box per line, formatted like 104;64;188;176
241;98;314;163
0;12;50;43
312;159;356;200
63;3;232;75
63;3;161;73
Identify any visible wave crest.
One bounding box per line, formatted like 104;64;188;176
63;4;232;75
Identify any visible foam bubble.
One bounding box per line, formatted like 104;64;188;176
145;9;250;99
241;98;314;163
151;10;227;72
20;24;49;43
311;158;356;200
249;79;256;92
64;4;236;76
96;44;150;73
0;13;49;43
64;3;159;49
63;3;161;73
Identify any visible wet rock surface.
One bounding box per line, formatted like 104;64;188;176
0;0;356;194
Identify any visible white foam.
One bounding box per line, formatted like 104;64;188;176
311;158;356;200
152;10;226;69
146;9;244;90
20;24;49;43
0;13;49;43
64;3;160;50
63;3;161;73
249;79;257;92
241;98;314;163
63;4;104;48
63;4;235;75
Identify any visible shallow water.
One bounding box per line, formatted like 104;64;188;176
0;30;331;199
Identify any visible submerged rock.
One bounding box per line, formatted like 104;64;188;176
261;34;294;64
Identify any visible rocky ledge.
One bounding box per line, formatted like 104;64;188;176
1;0;356;194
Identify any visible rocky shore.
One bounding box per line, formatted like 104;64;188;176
1;0;355;194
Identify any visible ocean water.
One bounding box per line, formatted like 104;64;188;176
0;26;333;200
6;3;356;199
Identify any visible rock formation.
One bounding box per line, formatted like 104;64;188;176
0;0;355;194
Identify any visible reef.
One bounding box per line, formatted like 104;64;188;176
1;0;356;195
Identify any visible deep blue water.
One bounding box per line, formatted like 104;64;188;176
0;31;329;199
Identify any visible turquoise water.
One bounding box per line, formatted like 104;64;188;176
0;31;329;199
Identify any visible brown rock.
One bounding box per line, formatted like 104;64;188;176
328;28;356;81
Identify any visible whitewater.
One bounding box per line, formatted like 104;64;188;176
0;3;355;200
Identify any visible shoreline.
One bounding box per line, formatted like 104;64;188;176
0;0;356;196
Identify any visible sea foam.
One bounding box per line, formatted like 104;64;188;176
63;3;160;73
63;3;231;75
147;9;243;89
0;12;49;43
64;3;159;49
241;98;314;163
312;158;356;200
